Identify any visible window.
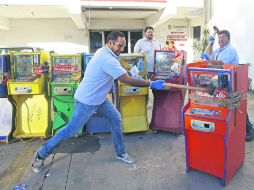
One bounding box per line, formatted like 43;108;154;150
130;31;142;53
89;30;142;53
193;26;201;40
89;32;103;53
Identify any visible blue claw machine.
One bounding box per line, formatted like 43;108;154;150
116;53;149;133
50;54;82;135
0;54;15;143
7;51;52;138
82;53;114;134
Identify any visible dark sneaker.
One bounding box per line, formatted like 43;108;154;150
246;126;254;142
116;153;135;164
32;153;44;173
246;129;254;142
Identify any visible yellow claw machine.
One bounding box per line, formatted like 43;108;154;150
116;53;149;133
7;51;52;138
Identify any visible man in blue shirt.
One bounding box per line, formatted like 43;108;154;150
207;30;253;142
32;31;166;173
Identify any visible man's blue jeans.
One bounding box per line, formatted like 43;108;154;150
38;98;125;159
246;113;253;132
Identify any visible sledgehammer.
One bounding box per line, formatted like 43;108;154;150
164;83;216;95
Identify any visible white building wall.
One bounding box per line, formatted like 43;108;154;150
154;19;189;47
0;18;145;54
155;17;206;63
0;18;89;54
210;0;254;89
89;19;145;30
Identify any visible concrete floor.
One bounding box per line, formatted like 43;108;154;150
0;92;254;190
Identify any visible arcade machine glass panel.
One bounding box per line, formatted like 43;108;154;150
187;67;235;107
118;55;146;79
12;54;40;82
52;56;81;83
152;50;184;83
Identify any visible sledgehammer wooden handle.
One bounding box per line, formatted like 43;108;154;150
164;83;209;92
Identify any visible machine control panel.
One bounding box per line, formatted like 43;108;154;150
14;86;32;93
191;119;215;132
124;87;140;94
54;87;72;95
191;108;220;116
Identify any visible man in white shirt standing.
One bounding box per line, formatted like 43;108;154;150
134;26;160;79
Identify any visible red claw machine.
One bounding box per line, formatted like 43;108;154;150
183;61;248;186
150;50;186;134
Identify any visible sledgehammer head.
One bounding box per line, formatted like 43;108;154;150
213;26;220;34
206;73;230;96
207;84;217;95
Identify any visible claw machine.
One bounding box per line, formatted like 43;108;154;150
183;62;248;185
50;54;82;135
7;51;52;138
116;53;149;133
0;55;15;143
150;50;186;134
82;53;93;73
83;53;113;134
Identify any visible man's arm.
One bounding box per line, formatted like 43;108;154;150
118;73;165;90
208;59;224;68
207;44;213;56
207;36;215;56
117;73;150;87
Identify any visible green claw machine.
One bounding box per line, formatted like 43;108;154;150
50;54;82;135
7;51;52;138
116;53;149;133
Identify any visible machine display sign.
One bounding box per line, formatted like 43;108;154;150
191;108;220;116
154;50;183;80
52;56;81;82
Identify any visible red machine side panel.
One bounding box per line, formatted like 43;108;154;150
150;90;183;133
184;115;227;178
225;64;248;184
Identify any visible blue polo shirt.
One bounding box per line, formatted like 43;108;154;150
211;43;239;64
74;46;126;105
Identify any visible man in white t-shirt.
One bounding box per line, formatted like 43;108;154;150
32;31;166;173
134;26;160;79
